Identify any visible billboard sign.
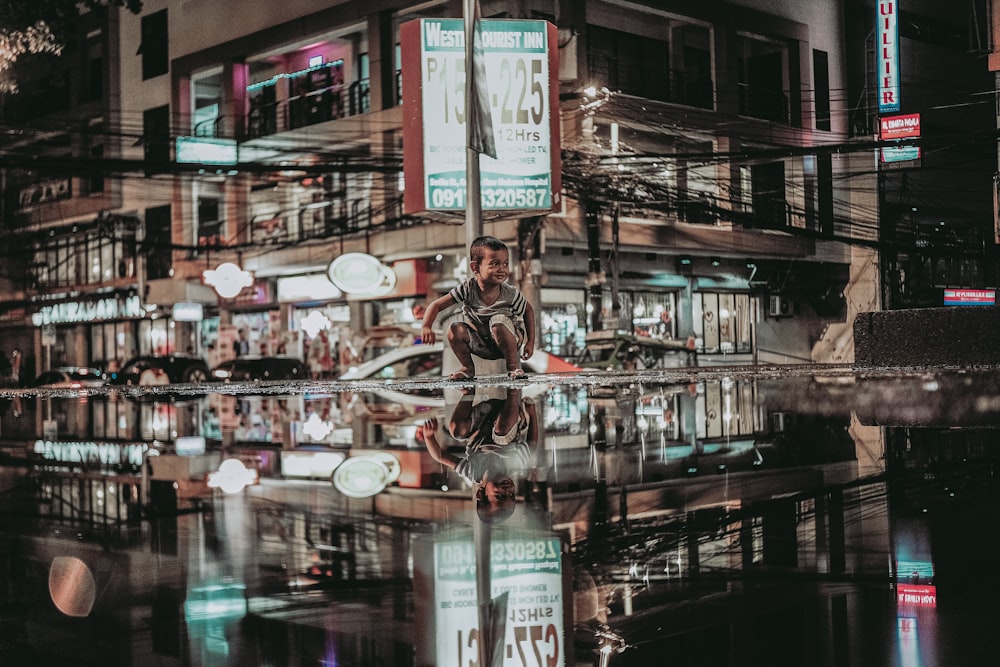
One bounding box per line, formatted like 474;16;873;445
878;0;900;113
432;536;564;667
401;19;561;214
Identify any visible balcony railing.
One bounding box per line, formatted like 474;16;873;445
246;78;371;140
247;199;375;246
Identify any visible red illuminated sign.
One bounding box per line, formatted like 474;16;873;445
880;113;920;140
897;584;936;608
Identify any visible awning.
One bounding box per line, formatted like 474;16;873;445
145;279;218;306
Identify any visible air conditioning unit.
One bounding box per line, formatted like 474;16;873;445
768;295;794;318
771;412;794;432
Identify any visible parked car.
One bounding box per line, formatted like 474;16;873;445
31;367;108;389
340;342;580;381
339;342;581;406
577;331;697;371
211;356;308;382
110;354;211;385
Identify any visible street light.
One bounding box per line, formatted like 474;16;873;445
203;262;253;299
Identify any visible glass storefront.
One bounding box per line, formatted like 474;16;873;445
540;288;587;359
693;292;755;354
90;321;138;372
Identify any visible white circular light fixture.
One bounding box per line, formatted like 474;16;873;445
332;456;390;498
301;310;332;338
203;262;254;299
327;253;396;295
303;412;334;441
208;458;258;494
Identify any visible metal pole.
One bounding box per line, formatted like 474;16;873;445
464;9;490;665
475;513;492;666
464;0;483;247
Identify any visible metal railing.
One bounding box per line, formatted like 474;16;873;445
246;78;372;139
247;199;374;246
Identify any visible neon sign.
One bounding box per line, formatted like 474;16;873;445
877;0;900;113
32;294;143;326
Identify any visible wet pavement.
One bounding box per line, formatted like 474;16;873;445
1;365;999;666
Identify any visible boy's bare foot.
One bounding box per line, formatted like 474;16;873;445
507;368;527;379
448;368;475;380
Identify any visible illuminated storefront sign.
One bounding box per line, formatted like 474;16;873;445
31;294;143;326
433;536;564;667
33;439;147;469
877;0;900;113
880;113;920;140
277;274;343;303
943;288;995;306
401;18;561;213
172;302;204;322
175;436;207;456
281;450;345;479
897;584;937;607
175;136;238;165
880;112;920;164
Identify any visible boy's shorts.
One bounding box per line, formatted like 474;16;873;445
467;314;525;360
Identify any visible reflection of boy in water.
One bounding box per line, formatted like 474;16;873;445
420;387;538;523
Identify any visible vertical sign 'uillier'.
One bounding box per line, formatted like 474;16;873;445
877;0;900;113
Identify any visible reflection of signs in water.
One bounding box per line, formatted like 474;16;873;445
19;178;71;208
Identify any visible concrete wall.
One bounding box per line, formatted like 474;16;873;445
854;307;1000;367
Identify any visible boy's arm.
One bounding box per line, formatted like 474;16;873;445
421;418;459;469
421;294;456;345
521;300;536;359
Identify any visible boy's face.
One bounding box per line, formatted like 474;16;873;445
480;475;515;503
473;247;510;286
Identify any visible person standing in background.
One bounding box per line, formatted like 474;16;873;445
233;328;250;356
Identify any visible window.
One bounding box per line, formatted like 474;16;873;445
142;105;170;169
587;25;670;102
692;292;755;354
196;181;224;248
91;322;137;374
737;34;788;123
817;154;833;235
30;222;138;289
192;70;223;137
84;29;104;102
750;162;787;228
139;9;168;80
813;50;830;131
672;24;713;109
89;144;105;194
145;205;172;281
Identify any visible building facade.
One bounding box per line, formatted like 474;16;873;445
1;0;992;385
